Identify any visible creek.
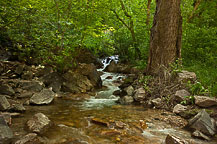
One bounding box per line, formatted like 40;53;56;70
10;56;215;144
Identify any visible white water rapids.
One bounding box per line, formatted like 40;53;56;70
82;55;125;110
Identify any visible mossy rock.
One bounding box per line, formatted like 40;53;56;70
180;108;214;119
180;109;200;119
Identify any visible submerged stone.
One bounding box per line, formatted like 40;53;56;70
165;134;188;144
14;133;44;144
26;113;51;134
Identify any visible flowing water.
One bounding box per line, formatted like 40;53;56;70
11;56;216;144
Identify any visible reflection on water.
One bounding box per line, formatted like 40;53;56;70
11;99;216;144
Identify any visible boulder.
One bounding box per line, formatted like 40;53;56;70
30;89;55;105
77;63;102;88
188;109;216;136
0;95;10;111
124;86;134;96
173;104;187;115
174;89;190;103
165;134;188;144
49;82;62;93
104;60;118;73
21;71;33;80
194;96;217;108
35;66;53;77
134;88;146;101
75;48;103;68
177;70;196;82
41;72;63;93
19;80;43;92
62;71;93;93
0;116;13;143
26;113;51;134
192;130;211;141
0;84;15;96
119;96;134;105
14;133;43;144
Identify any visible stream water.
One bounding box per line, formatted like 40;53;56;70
11;56;216;144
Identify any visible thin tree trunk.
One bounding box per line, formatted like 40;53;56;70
147;0;182;75
188;0;201;22
112;0;141;59
54;0;64;50
146;0;152;25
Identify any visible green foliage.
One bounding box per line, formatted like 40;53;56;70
182;24;217;66
181;0;217;97
185;63;217;96
170;59;183;75
134;60;147;70
0;0;152;68
187;81;209;96
181;95;195;105
139;75;152;92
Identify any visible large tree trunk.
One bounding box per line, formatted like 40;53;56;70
147;0;182;75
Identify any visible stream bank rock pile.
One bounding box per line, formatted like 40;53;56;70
0;60;102;143
103;60;141;74
114;69;217;142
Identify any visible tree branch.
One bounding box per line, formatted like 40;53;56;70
112;9;130;30
119;0;132;18
187;0;201;22
0;15;20;29
146;0;152;25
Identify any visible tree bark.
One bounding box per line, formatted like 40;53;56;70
147;0;182;75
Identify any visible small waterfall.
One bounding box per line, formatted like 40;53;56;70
82;56;125;110
98;55;119;71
